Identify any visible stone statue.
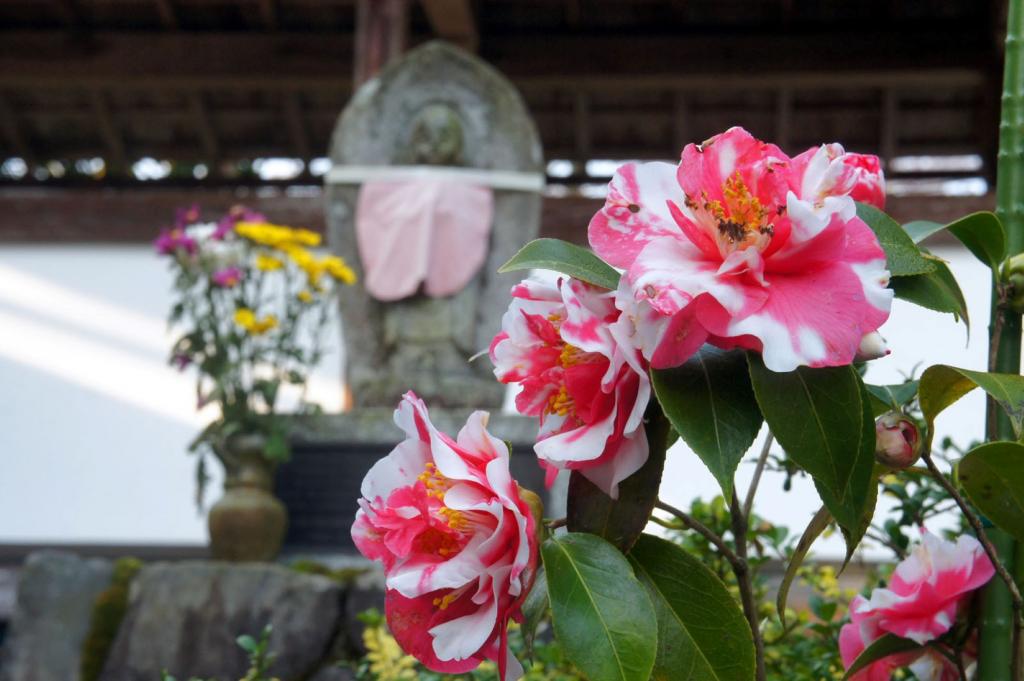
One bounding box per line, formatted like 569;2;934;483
325;41;544;409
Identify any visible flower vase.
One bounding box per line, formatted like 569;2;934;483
207;434;287;561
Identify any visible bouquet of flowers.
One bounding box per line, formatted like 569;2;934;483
155;205;355;503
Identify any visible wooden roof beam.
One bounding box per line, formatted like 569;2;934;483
258;0;279;31
421;0;478;52
154;0;179;30
283;93;312;160
89;91;129;172
0;94;33;163
188;93;220;169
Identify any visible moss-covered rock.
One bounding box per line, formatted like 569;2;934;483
79;557;142;681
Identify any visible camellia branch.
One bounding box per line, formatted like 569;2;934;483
743;431;774;520
730;491;767;681
654;496;766;681
653;500;741;568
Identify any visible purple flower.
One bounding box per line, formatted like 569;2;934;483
154;228;198;256
175;204;202;228
213;205;267;240
211;266;243;288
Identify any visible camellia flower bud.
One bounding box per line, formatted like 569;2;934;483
874;411;921;468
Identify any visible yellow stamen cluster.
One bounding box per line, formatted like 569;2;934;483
559;343;585;367
547;384;574;416
296;289;314;304
417;462;451;500
684;172;777;251
233;308;278;335
721;172;771;238
432;592;459;611
438;506;468;532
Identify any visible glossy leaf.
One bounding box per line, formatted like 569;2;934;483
919;364;1024;441
856;202;935;277
628;534;755;681
903;212;1008;272
865;380;920;416
651;346;763;499
944;211;1007;271
498;238;620;290
777;506;831;622
958;441;1024;541
520;566;549;659
890;255;969;328
842;633;922;680
567;410;670;552
903;219;946;243
542;533;657;681
748;356;866;502
812;382;879;562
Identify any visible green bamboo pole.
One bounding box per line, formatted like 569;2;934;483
981;1;1024;678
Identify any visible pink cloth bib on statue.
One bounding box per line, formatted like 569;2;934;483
355;179;494;301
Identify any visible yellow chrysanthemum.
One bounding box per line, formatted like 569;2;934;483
236;221;322;249
322;255;357;285
282;244;325;284
255;253;284;271
363;626;417;681
233;308;278;335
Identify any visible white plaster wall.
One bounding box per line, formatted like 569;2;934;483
0;243;1005;559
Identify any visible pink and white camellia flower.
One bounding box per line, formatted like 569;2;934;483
489;276;651;499
588;126;893;372
839;598;973;681
839;529;994;680
351;392;540;681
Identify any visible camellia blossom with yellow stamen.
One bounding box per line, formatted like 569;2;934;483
588;126;892;372
489;276;651;499
352;392;540;681
233;308;278;335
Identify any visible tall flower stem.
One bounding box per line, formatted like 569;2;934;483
981;1;1024;678
730;491;766;681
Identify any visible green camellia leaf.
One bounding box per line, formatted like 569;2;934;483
919;364;1024;442
651;346;763;499
957;441;1024;542
747;356;866;502
855;202;935;277
567;410;671;552
842;633;922;680
520;567;549;660
890;255;969;328
542;533;657;681
628;534;755;681
812;382;879;562
902;219;946;244
865;380;920;416
944;211;1007;271
498;238;621;290
777;506;831;622
903;212;1007;272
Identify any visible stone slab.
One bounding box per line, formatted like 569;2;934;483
0;551;113;681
